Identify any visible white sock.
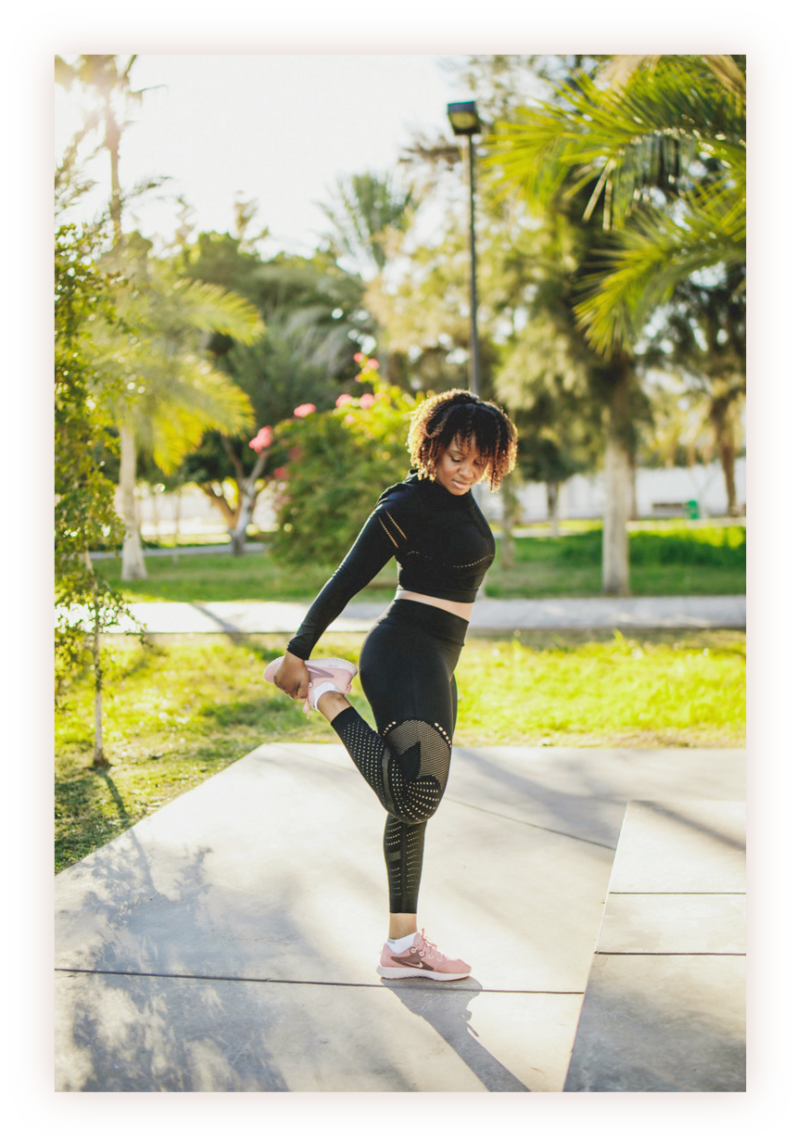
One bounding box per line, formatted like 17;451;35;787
309;680;340;710
387;931;418;953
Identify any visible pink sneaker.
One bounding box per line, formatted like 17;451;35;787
263;656;357;715
377;930;472;981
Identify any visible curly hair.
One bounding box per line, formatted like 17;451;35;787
407;389;518;492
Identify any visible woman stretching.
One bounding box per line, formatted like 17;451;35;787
264;389;518;980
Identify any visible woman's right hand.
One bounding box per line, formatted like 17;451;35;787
274;652;310;701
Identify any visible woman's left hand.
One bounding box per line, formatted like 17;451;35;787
274;652;310;701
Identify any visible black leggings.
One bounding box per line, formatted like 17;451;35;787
330;599;467;914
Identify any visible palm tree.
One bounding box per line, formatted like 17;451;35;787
174;233;373;551
92;235;263;578
485;54;745;590
642;269;746;513
55;56;259;577
55;54;159;242
317;171;418;384
188;305;351;553
486;54;745;356
317;170;417;279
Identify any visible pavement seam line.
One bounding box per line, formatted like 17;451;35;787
593;951;746;957
440;796;617;850
54;967;586;993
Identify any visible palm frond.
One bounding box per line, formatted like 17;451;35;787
147;274;265;343
134;356;254;472
89;317;254;471
145;367;252;474
573;194;745;356
701;55;746;106
486;55;744;230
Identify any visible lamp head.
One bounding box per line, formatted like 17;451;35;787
447;100;481;136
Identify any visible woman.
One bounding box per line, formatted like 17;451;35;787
264;389;518;980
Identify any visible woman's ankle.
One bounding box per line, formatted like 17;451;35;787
316;690;352;722
388;913;418;941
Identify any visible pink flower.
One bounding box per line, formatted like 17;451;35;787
248;425;273;453
293;403;316;418
273;466;288;480
360;393;376;409
336;393;354;407
353;352;366;363
367;357;379;369
354;373;364;382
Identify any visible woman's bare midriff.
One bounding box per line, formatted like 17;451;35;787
394;588;473;621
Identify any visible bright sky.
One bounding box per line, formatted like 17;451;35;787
55;54;475;258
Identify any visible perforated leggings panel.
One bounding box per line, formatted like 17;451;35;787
330;709;454;824
329;599;466;914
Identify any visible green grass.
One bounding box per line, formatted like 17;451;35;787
486;525;746;598
100;552;359;603
100;523;746;603
56;628;745;873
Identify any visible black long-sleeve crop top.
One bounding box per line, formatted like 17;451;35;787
285;470;495;660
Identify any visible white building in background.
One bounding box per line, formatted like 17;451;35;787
126;457;746;540
482;457;746;523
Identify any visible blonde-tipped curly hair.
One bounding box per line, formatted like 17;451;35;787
407;389;518;492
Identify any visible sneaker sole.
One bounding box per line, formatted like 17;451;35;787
309;658;358;677
376;964;471;981
263;656;357;686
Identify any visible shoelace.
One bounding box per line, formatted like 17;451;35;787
417;929;446;962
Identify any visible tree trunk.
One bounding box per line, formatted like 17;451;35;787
150;485;159;544
230;527;248;557
199;483;240;530
603;361;633;596
546;481;561;539
709;397;739;516
93;680;108;767
629;459;639;520
230;485;256;555
119;421;147;580
499;474;521;569
172;485;181;565
387;350;402;386
88;556;110;768
105;100;123;244
230;451;270;555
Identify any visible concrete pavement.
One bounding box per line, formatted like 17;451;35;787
54;588;746;1089
62;595;746;634
55;743;746;1092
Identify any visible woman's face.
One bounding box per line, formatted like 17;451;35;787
433;435;488;496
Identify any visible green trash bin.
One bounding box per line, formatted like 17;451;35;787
685;499;699;520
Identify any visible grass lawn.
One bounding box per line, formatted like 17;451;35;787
55;627;745;873
100;522;745;602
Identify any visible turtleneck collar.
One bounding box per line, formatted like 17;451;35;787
404;469;474;505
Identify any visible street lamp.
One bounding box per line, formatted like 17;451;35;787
447;100;482;398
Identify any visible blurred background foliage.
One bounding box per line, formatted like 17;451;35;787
55;52;746;578
54;51;746;807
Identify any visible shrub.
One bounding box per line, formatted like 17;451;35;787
270;375;425;568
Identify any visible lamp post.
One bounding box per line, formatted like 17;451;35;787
447;100;482;398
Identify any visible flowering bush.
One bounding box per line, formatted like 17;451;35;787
248;425;274;452
270;364;427;567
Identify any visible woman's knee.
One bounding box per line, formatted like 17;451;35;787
379;718;452;822
390;773;447;824
374;753;444;823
